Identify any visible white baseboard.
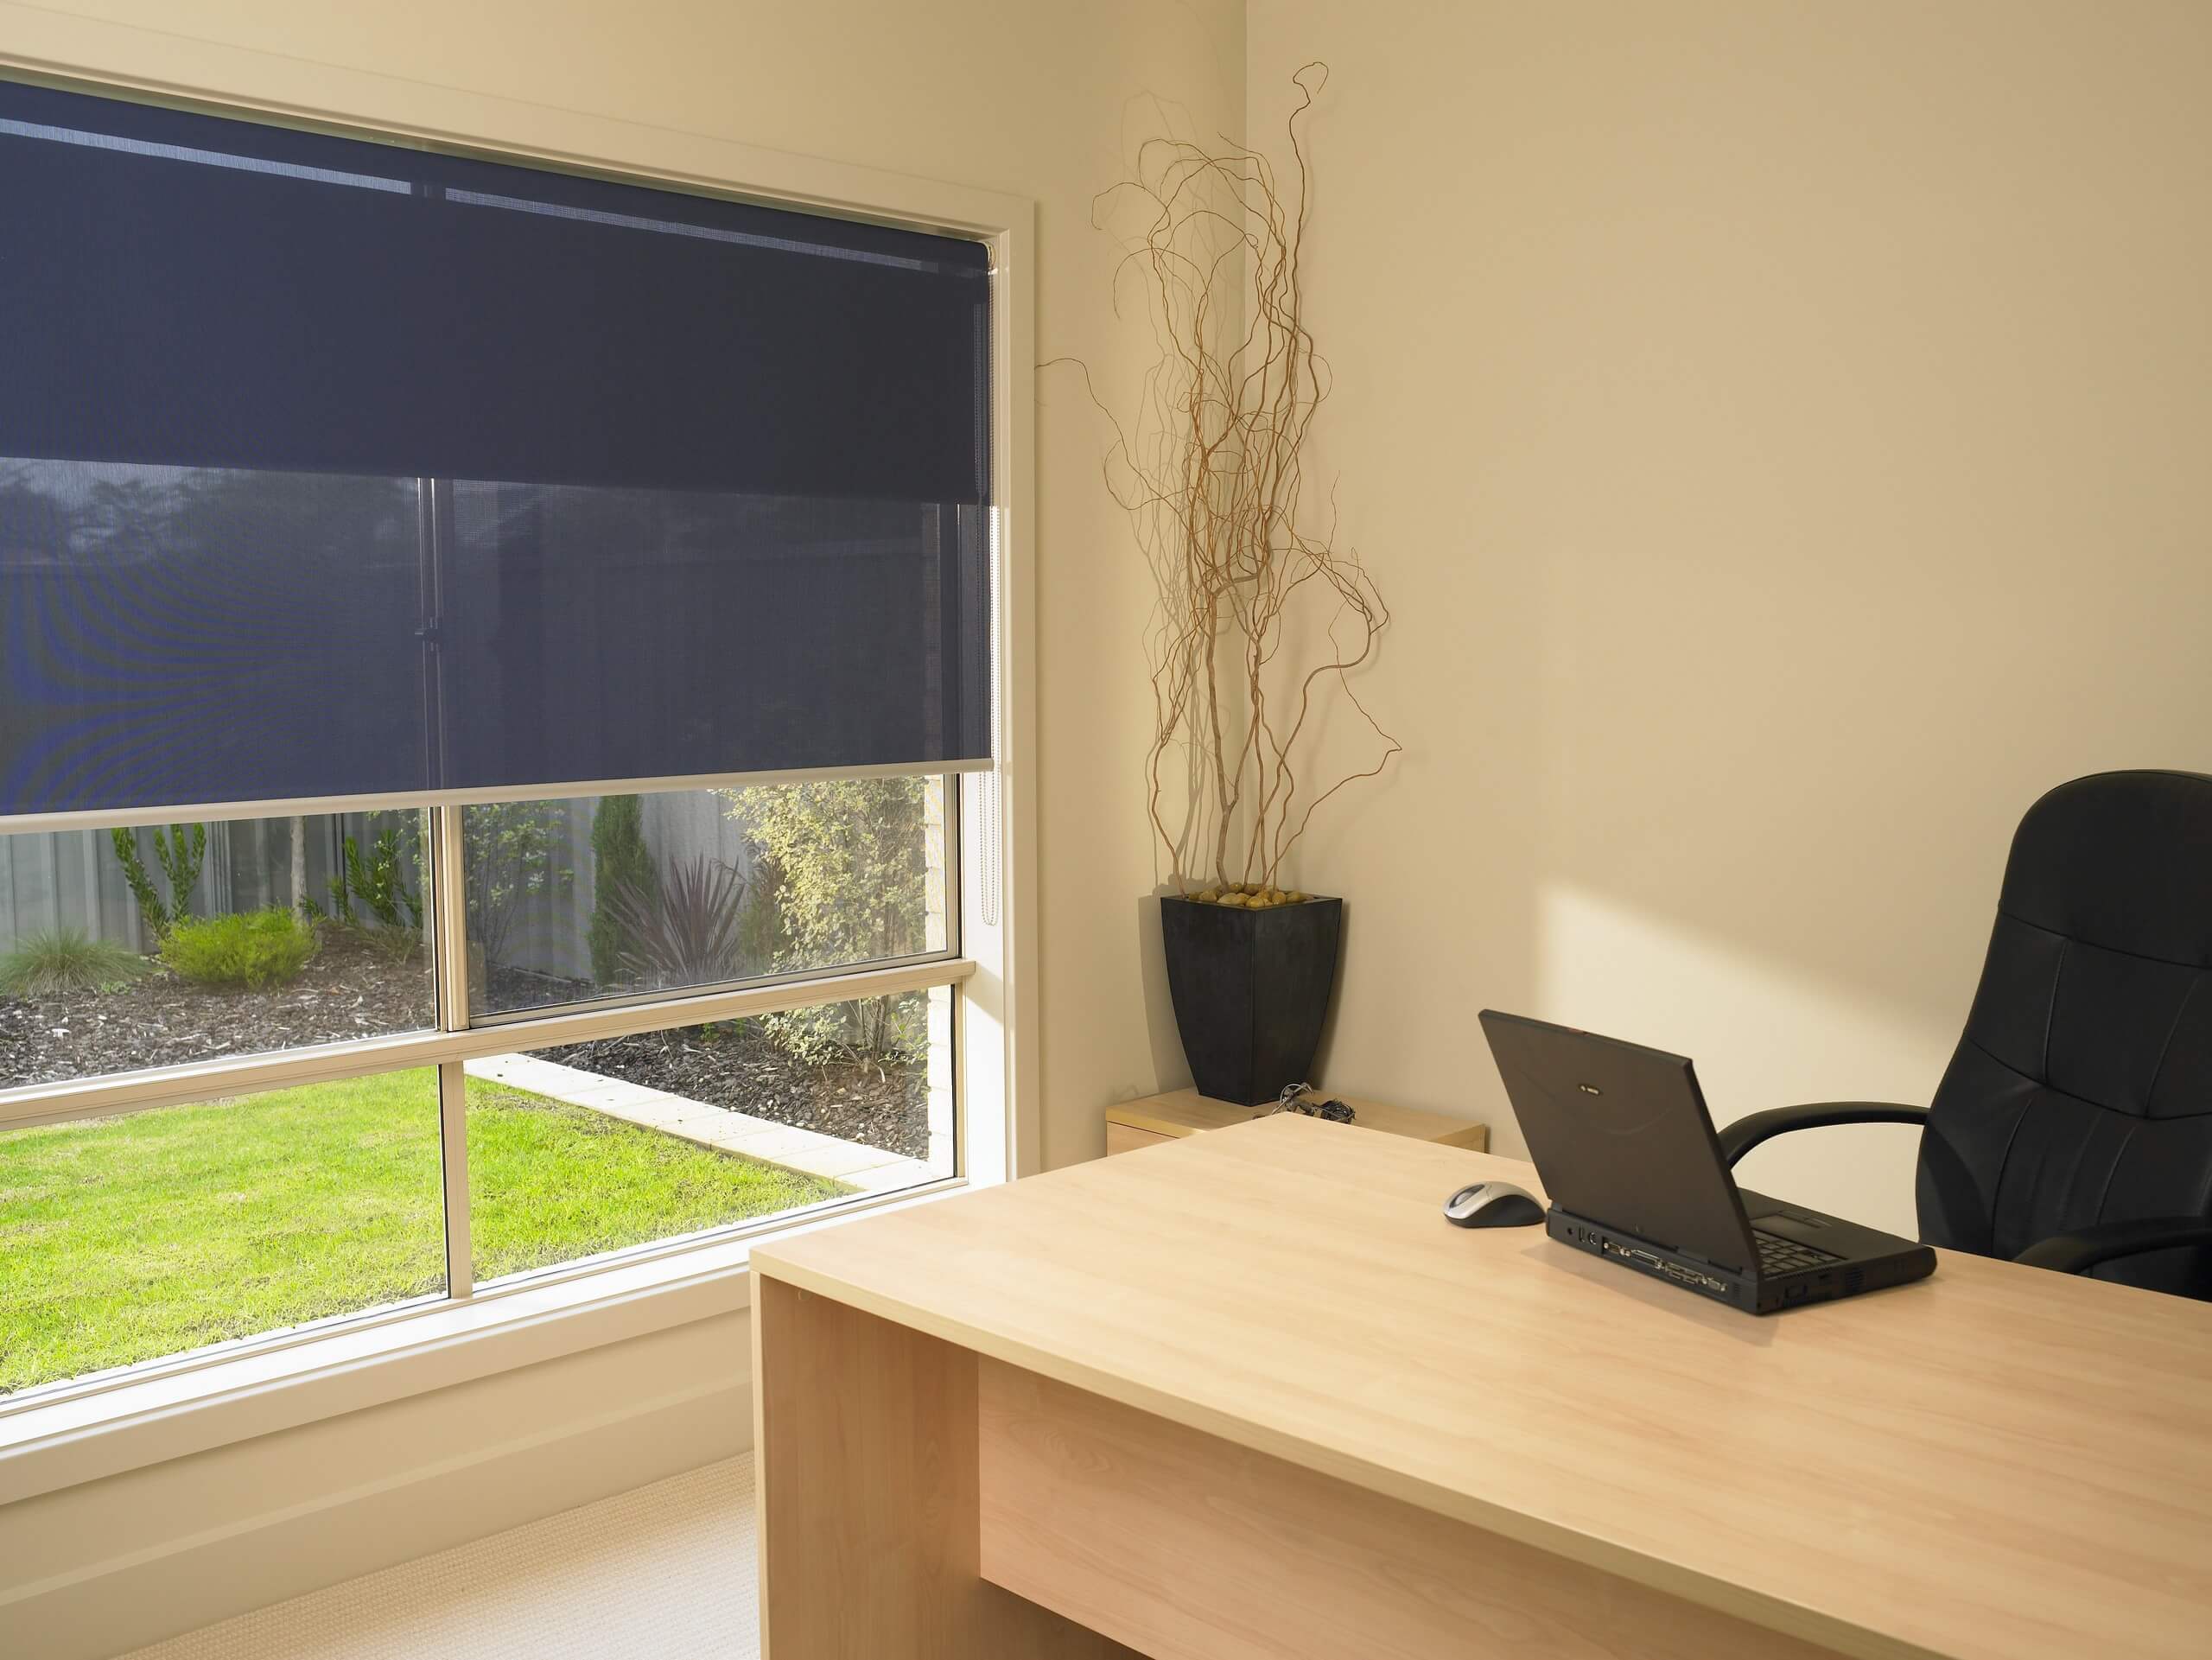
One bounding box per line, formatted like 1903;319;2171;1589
0;1313;751;1660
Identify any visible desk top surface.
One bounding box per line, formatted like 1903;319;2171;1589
750;1115;2212;1660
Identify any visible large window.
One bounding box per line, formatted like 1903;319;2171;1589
0;77;991;1404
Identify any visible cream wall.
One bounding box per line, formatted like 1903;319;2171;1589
1249;0;2212;1233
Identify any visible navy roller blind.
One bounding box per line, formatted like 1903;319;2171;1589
0;79;991;818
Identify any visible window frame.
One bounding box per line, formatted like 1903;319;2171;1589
0;28;1038;1445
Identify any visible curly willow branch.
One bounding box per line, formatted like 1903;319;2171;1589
1044;61;1397;895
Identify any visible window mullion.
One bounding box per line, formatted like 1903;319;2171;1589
437;1061;473;1301
430;804;471;1034
430;805;474;1299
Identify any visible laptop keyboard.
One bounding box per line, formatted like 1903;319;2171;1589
1755;1231;1843;1276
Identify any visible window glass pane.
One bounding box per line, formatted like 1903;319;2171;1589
0;1072;445;1396
464;778;948;1017
0;810;433;1091
467;984;952;1285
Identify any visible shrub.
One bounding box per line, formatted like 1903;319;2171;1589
588;795;657;984
728;777;931;1061
734;855;790;974
332;822;423;934
0;929;152;997
162;908;319;989
465;800;572;970
601;855;745;987
334;915;426;967
109;822;206;941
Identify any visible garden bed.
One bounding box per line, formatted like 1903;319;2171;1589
488;962;932;1161
0;927;435;1091
537;1024;931;1162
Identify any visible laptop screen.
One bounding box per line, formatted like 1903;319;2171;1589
1480;1012;1759;1272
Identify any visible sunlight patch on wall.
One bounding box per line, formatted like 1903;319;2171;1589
1533;881;1948;1237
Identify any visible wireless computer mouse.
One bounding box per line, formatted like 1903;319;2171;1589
1442;1180;1545;1228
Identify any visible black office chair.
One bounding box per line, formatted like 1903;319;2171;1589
1718;770;2212;1300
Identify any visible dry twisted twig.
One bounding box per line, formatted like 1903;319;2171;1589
1049;63;1398;897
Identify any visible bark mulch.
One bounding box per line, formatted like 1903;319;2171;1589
0;928;433;1093
537;1024;929;1162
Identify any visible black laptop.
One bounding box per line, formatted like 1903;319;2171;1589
1478;1011;1935;1313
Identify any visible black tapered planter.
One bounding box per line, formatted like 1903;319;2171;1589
1160;894;1344;1105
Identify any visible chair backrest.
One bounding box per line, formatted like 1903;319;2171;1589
1920;771;2212;1297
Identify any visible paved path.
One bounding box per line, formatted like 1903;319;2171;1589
463;1053;939;1196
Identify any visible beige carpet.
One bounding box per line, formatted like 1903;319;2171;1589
121;1456;760;1660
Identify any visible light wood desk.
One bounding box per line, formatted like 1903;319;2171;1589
750;1115;2212;1659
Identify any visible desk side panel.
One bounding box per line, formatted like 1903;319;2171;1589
752;1275;1140;1659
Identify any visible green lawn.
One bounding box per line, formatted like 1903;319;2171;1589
0;1071;845;1395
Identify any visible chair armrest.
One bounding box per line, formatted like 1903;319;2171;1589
1715;1102;1929;1168
2012;1217;2212;1275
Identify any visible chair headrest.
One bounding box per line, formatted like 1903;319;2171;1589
2003;770;2212;968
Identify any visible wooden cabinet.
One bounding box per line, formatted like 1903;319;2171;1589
1106;1087;1487;1155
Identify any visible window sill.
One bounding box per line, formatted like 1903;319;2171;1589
0;1179;964;1508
